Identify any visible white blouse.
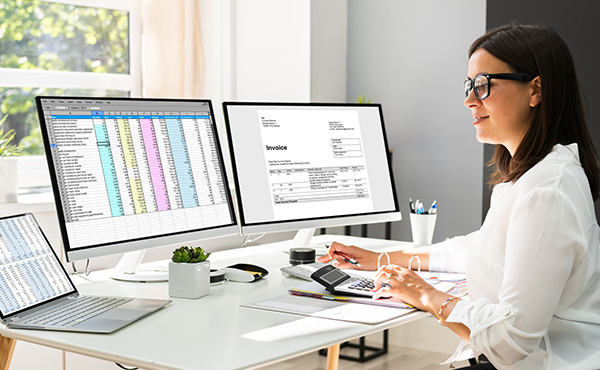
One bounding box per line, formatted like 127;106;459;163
429;144;600;370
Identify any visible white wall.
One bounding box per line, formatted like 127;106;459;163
231;0;347;103
347;0;487;242
235;1;311;101
201;0;348;104
310;1;348;102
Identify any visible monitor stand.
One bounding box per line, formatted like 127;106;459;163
110;250;168;282
290;228;316;247
291;228;348;257
288;228;331;257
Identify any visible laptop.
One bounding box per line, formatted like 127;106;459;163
0;213;170;333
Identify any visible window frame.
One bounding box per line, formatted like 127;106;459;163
0;0;142;189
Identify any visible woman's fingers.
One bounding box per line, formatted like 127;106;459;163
317;242;367;269
374;264;400;288
372;286;393;300
316;241;346;263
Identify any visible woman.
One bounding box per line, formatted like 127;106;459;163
318;24;600;370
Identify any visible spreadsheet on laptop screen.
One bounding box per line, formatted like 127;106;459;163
0;214;74;316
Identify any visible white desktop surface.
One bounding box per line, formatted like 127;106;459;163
0;235;424;370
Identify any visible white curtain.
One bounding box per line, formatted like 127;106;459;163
141;0;205;98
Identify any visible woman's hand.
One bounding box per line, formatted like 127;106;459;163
316;241;378;270
372;264;440;312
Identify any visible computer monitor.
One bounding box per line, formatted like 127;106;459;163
36;96;238;281
222;102;401;244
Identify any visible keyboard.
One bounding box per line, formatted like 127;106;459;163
280;262;327;281
22;296;133;327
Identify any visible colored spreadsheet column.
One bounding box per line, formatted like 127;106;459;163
94;122;124;217
165;116;199;208
140;118;170;211
117;117;147;214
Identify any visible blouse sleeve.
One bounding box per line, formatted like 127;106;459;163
445;187;587;367
428;231;479;273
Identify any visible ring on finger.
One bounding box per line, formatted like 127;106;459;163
382;273;393;287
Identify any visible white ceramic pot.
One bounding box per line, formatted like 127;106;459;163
0;157;18;203
168;260;210;299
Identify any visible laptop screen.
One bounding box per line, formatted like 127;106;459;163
0;214;76;318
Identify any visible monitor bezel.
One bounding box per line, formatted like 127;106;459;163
222;101;401;235
36;96;239;262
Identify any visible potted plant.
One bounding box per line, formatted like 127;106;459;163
168;246;211;299
0;115;22;203
357;94;372;104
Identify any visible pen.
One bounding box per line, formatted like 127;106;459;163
415;199;425;214
334;251;362;267
428;200;437;214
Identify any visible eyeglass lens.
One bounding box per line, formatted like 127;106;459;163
465;75;490;100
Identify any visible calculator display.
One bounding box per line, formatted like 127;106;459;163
319;268;348;285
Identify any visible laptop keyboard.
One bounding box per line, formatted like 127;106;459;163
21;296;133;327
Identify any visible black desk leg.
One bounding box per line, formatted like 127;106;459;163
319;329;389;363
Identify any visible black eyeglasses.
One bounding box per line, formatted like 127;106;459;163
464;73;536;100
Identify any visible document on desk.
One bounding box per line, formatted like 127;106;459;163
288;281;414;309
242;293;415;325
288;281;455;308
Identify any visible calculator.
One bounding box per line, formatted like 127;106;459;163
280;262;327;281
310;265;377;297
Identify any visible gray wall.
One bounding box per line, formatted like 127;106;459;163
482;0;600;220
345;1;487;242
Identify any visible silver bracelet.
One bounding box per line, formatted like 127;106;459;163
377;252;390;269
408;254;421;272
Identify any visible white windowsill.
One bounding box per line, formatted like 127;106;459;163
0;155;56;216
0;187;56;216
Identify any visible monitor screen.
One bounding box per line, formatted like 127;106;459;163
222;102;401;235
36;97;238;262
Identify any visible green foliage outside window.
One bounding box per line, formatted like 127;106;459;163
0;115;22;158
0;0;130;155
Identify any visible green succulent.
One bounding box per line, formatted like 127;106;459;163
171;246;210;263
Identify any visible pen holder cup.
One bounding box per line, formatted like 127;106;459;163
410;213;437;247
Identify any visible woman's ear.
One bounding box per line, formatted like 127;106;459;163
530;76;542;107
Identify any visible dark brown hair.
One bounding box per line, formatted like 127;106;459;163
470;24;600;200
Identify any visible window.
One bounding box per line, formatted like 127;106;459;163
0;0;141;187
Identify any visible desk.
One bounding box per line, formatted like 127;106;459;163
0;235;425;370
